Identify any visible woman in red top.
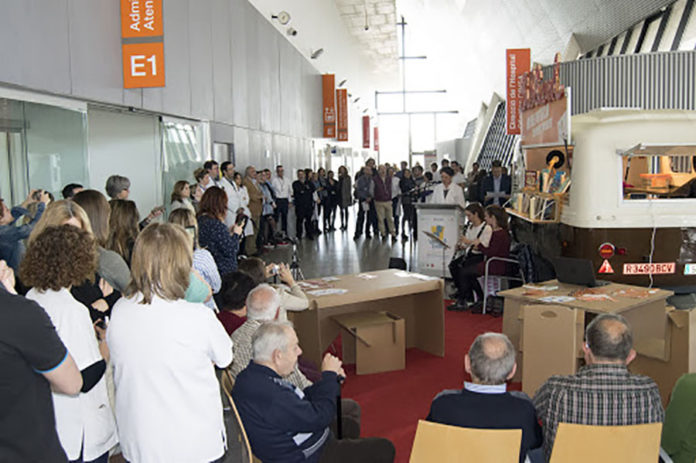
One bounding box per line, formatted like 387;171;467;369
451;205;511;311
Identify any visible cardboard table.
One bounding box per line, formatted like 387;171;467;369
288;269;445;367
499;280;672;396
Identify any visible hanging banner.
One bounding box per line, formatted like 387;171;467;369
373;126;379;152
362;116;370;148
121;0;165;88
336;88;348;141
505;48;530;135
322;74;336;138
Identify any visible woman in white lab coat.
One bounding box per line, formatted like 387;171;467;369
428;166;466;209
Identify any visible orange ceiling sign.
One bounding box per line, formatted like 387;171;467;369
336;89;348;142
322;74;336;138
121;0;165;89
122;42;165;88
121;0;163;38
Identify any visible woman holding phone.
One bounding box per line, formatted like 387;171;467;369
197;187;243;277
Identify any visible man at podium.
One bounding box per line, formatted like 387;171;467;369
428;167;466;209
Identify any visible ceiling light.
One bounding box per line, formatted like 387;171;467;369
338;79;347;87
353;97;361;103
363;108;368;113
271;11;291;25
310;48;324;59
286;27;298;37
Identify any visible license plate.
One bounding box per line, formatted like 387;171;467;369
623;263;675;275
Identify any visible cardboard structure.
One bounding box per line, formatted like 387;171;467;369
499;280;672;396
333;311;405;374
289;269;445;367
550;422;662;463
409;420;522;463
630;307;696;405
414;203;465;278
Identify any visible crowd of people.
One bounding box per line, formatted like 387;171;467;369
0;157;692;463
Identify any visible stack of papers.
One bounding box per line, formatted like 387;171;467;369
307;288;348;297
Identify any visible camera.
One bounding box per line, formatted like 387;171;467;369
270;264;280;275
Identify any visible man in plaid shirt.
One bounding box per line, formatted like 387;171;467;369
533;313;664;461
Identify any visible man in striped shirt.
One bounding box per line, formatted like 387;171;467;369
533;313;664;461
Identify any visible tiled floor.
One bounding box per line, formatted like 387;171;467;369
263;206;418;279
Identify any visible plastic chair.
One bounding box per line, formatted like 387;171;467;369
549;422;663;463
481;256;525;314
219;369;258;463
409;420;522;463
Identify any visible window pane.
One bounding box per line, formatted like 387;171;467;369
24;102;87;200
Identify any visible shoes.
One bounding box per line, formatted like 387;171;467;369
307;235;315;240
401;234;408;242
391;235;397;244
276;241;290;246
447;299;470;311
366;234;372;239
469;301;484;314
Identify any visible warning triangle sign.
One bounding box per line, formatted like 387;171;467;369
598;259;614;274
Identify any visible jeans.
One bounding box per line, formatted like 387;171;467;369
275;198;289;233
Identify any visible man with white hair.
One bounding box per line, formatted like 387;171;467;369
233;321;395;462
427;332;542;463
229;284;361;436
229;284;308;385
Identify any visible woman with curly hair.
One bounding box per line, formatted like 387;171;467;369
107;199;140;266
21;225;118;463
107;223;232;462
73;190;131;292
197;187;243;276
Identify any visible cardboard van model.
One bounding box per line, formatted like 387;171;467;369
510;108;696;292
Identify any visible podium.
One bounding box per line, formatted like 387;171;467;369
415;203;465;278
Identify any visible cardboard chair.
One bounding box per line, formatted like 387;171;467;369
550;422;663;463
409;420;522;463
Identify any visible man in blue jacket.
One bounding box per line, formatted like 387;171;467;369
233;321;395;462
481;160;511;206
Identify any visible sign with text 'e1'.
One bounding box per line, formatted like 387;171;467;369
122;42;165;88
336;88;348;141
322;74;336;138
623;262;675;275
505;48;530;135
362;116;370;148
121;0;165;89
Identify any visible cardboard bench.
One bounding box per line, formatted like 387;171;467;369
332;311;405;375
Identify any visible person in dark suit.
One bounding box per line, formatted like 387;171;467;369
292;170;315;240
427;333;542;463
481;160;511;206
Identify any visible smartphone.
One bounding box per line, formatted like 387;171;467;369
236;215;248;228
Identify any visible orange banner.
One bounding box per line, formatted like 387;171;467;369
322;75;336;138
362;116;370;148
336;89;348;141
121;0;163;38
506;48;530;135
374;127;379;152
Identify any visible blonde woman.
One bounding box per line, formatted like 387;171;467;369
168;208;222;311
73;190;131;292
107;223;232;462
21;225;118;463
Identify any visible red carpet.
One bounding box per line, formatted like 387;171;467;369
339;303;512;462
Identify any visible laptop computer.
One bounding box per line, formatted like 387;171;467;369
552;256;610;288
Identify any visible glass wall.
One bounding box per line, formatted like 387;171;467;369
161;118;205;214
0;96;87;206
